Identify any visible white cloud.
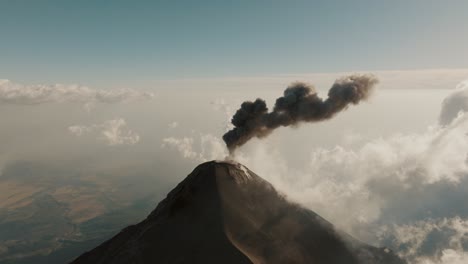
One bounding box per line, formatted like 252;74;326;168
0;79;154;106
432;250;468;264
69;118;140;146
210;98;234;132
161;137;199;160
161;134;227;162
161;98;234;163
68;125;93;137
378;217;468;264
167;121;179;129
439;79;468;125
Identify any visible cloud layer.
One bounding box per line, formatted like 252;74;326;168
0;79;154;106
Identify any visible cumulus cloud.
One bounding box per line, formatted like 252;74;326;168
161;137;199;160
0;79;154;107
161;134;227;163
161;99;236;162
378;217;468;264
439;79;468;125
69;118;140;146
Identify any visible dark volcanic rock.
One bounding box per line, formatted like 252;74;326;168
71;161;406;264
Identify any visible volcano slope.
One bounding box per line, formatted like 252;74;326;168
71;161;406;264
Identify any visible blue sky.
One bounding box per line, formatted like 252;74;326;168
1;0;467;87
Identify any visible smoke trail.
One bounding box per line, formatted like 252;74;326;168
223;74;378;153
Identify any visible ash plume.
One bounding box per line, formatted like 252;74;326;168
223;74;378;153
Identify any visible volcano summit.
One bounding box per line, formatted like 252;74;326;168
71;161;406;264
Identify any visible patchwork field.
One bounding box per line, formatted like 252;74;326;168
0;163;168;264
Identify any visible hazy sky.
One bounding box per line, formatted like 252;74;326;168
1;0;467;87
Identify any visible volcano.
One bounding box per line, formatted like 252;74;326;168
71;161;406;264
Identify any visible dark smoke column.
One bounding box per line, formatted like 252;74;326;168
223;74;378;153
